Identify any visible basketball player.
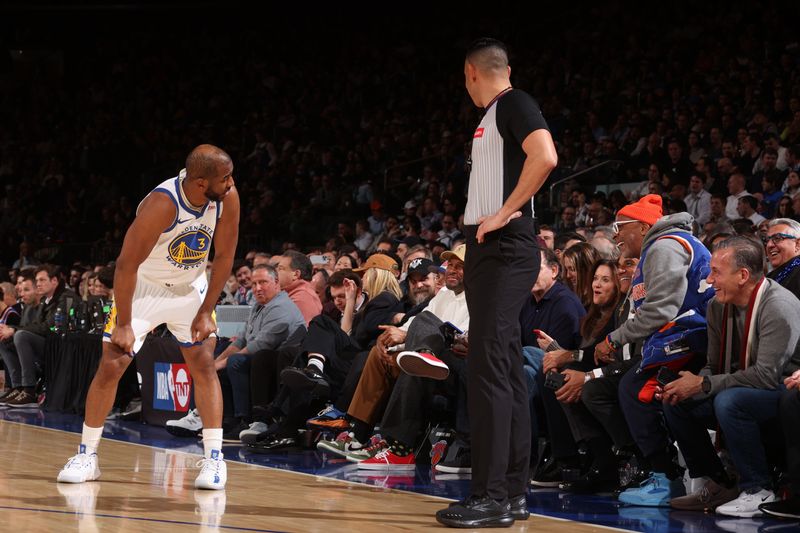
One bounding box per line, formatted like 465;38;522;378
57;144;240;490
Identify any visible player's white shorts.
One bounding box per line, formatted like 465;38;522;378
103;275;213;354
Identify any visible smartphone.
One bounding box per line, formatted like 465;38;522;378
309;255;328;265
656;366;681;387
440;321;464;347
544;371;566;390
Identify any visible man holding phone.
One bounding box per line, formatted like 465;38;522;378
595;195;714;508
316;246;469;468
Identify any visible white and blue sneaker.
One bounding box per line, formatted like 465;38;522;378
57;445;101;483
195;450;226;490
618;472;685;507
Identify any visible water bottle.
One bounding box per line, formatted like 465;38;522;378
54;306;65;335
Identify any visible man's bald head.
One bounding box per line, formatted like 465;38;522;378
466;37;509;74
185;144;232;181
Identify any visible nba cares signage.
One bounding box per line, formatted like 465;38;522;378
153;363;193;412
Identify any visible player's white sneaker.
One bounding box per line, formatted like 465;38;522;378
57;445;101;483
195;450;226;490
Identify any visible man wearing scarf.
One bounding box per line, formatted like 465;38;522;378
662;236;800;518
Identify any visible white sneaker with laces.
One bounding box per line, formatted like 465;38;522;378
715;488;776;518
166;408;203;437
57;445;101;483
317;431;364;458
195;450;226;490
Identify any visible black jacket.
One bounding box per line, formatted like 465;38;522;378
16;285;79;337
351;291;403;350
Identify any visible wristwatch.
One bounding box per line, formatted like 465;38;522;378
701;375;711;394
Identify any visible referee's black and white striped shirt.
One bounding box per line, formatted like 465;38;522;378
464;88;549;225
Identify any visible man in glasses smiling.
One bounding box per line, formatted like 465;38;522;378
598;194;715;508
765;218;800;298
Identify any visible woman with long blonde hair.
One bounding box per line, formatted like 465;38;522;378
361;265;402;302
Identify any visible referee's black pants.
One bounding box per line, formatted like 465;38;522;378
464;217;539;501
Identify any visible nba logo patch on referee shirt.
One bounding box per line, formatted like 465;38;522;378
474;127;484;138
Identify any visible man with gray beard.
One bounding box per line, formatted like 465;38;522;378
405;258;438;306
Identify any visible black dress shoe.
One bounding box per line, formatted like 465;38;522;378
436;495;514;528
558;468;619;494
529;458;564;487
509;494;529;520
280;366;331;397
246;435;298;453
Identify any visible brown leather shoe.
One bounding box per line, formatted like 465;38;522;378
670;479;739;511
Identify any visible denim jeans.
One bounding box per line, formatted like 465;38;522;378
523;345;544;440
1;330;46;388
522;345;544;401
226;353;251;419
663;385;784;490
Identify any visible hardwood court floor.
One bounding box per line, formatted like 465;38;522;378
0;420;622;532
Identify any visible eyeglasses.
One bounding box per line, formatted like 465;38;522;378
765;233;799;244
612;220;640;234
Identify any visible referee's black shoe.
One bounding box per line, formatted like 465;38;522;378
436;495;514;528
509;494;530;520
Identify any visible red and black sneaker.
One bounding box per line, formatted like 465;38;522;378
397;350;449;380
357;448;416;471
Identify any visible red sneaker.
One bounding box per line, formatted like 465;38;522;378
397;350;449;380
357;448;416;471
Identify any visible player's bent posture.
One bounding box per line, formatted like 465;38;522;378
57;144;240;490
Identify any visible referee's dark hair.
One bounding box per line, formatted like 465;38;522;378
466;37;509;72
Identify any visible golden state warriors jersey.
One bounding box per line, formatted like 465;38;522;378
136;169;222;287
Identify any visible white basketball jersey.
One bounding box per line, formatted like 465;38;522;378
136;169;222;287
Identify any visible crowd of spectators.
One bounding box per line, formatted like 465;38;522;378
2;2;799;264
3;0;800;524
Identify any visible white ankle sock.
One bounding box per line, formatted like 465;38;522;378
81;424;103;455
307;353;325;373
202;428;223;458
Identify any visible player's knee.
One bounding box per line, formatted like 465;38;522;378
187;355;216;380
97;355;129;382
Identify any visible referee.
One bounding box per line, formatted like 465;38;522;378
436;38;557;528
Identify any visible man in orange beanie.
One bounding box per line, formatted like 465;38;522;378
591;194;715;507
